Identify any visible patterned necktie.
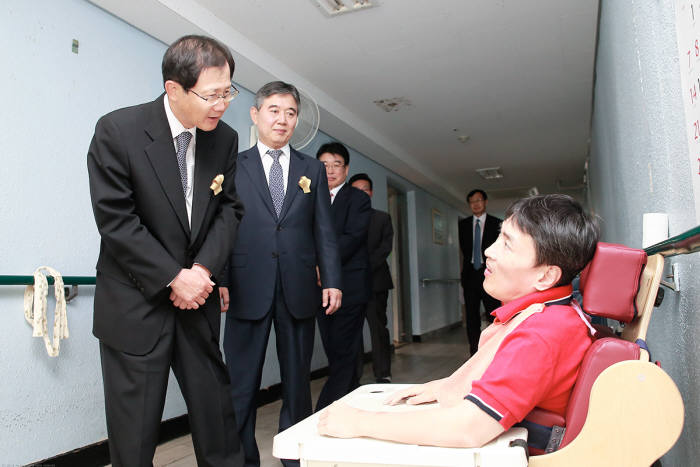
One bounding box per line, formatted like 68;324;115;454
267;149;284;217
473;219;482;270
175;131;192;196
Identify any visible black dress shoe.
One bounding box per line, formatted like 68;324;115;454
375;377;392;384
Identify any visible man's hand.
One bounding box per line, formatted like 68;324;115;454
169;267;214;310
317;401;364;439
322;288;342;315
219;286;230;313
384;381;440;406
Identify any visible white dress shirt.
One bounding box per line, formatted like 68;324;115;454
257;141;290;195
164;95;196;226
329;182;345;204
472;213;487;264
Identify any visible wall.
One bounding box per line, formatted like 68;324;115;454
406;191;462;336
590;1;700;464
0;0;464;463
0;1;174;463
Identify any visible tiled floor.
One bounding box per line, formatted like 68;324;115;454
148;326;469;467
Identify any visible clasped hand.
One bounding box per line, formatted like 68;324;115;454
170;265;214;310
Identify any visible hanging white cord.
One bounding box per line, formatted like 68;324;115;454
23;266;69;357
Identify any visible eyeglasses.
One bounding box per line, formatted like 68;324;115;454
322;161;345;170
188;84;240;106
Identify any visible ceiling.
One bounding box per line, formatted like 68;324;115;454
90;0;599;210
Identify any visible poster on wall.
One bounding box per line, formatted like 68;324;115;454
674;0;700;223
432;208;445;245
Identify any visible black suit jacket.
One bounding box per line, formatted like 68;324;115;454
87;94;243;355
224;146;341;320
367;209;394;292
330;184;372;307
458;214;501;275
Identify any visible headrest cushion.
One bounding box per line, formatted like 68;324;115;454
579;242;647;323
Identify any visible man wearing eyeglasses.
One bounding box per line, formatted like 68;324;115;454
87;35;244;467
459;189;502;356
219;82;342;467
315;142;372;411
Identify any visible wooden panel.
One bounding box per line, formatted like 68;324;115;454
529;360;684;467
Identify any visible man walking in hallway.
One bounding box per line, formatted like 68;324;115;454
458;189;501;355
220;81;341;467
87;35;244;466
349;173;394;383
316;143;372;410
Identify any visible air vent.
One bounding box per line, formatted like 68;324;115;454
476;167;504;180
311;0;376;17
373;97;411;112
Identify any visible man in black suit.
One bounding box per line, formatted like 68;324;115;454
219;82;342;467
87;35;244;466
349;173;394;383
315;143;372;410
458;189;502;355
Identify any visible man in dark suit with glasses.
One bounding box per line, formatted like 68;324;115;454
88;35;244;466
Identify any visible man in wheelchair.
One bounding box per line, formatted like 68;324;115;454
318;194;599;448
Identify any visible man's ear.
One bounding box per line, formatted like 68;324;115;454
534;265;562;291
164;80;181;102
250;106;259;126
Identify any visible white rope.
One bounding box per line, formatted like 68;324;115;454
23;266;69;357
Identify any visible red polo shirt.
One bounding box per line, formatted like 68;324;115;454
466;285;593;429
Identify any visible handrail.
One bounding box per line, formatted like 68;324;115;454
644;225;700;257
0;275;96;286
0;275;95;302
420;278;460;287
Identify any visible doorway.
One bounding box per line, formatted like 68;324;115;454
387;185;412;345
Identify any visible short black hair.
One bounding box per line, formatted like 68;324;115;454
316;142;350;166
254;81;301;114
348;173;373;190
467;189;488;202
505;194;599;286
162;35;235;90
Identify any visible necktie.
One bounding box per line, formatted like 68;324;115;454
473;219;482;270
175;131;192;196
268;149;284;217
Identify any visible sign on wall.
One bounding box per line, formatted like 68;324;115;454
675;0;700;223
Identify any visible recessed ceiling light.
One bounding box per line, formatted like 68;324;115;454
311;0;377;17
476;167;504;180
373;97;411;112
457;135;470;143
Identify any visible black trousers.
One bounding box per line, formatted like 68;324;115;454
100;310;243;467
316;302;366;411
223;274;315;467
462;266;501;355
364;290;391;379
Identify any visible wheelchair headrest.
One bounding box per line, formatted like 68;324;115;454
578;242;647;323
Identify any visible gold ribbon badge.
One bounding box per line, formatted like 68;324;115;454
298;176;311;194
210;174;224;195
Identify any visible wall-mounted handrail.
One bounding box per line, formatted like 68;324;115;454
420;278;460;287
644;225;700;257
0;275;95;302
0;275;96;286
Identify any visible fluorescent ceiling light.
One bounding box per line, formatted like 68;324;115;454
476;167;504;180
311;0;377;17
